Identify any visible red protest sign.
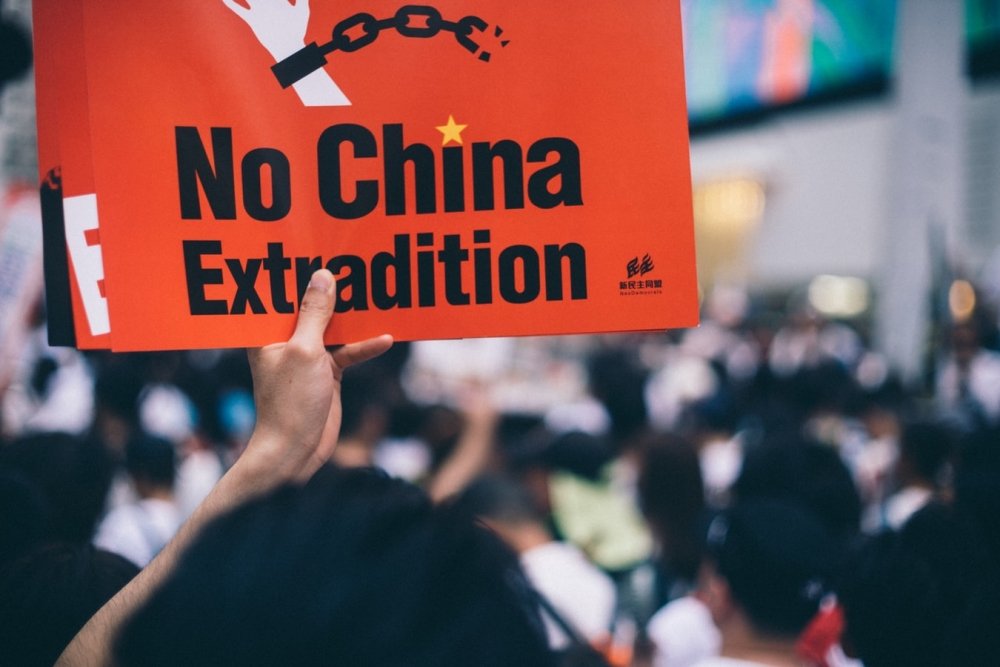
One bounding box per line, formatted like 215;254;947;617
35;0;698;350
33;0;111;349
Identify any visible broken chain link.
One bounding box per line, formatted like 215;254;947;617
271;4;508;88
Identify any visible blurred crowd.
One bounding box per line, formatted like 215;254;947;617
2;278;999;666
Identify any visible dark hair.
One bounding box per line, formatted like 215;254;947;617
0;470;50;566
707;499;841;638
338;365;388;439
838;504;979;667
954;427;1000;559
941;573;1000;667
456;474;545;526
789;361;859;416
734;437;862;540
115;466;554;667
945;428;1000;666
899;421;955;485
587;348;649;443
0;542;139;667
0;17;31;90
93;360;145;426
535;430;615;482
637;433;706;583
124;433;177;488
0;432;114;543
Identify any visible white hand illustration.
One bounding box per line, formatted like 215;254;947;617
222;0;311;61
222;0;351;107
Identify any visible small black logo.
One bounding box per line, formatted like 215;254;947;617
620;253;662;295
627;253;655;278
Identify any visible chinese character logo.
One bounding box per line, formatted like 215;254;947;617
627;254;655;278
620;253;661;295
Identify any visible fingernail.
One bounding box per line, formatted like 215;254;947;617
309;270;333;293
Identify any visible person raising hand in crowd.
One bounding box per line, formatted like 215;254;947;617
57;269;393;664
55;270;571;666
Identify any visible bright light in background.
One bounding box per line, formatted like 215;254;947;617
948;279;976;322
693;177;767;233
808;275;870;318
692;176;767;290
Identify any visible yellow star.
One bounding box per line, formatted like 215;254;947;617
435;115;468;146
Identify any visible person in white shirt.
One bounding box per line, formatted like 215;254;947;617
458;474;617;650
936;322;1000;430
879;421;954;530
94;434;183;567
637;433;721;667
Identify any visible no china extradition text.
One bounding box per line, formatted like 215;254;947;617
175;122;589;314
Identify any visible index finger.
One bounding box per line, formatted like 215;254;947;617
330;334;394;371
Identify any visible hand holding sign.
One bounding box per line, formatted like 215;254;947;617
55;269;391;666
246;269;393;482
36;0;698;350
222;0;351;106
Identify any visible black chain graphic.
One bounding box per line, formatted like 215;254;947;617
271;4;509;89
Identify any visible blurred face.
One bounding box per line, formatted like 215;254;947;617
863;406;899;440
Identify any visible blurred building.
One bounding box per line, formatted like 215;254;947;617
682;0;1000;381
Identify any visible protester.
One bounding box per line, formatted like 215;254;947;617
638;433;721;667
0;432;114;545
879;421;954;529
0;263;989;666
944;427;1000;665
55;271;568;666
638;432;707;597
936;321;1000;430
93;434;183;567
458;474;617;652
115;465;555;667
328;365;390;468
0;542;139;667
693;499;843;667
733;437;862;541
0;469;49;565
0;15;31;104
546;349;654;575
838;503;982;667
174;433;226;520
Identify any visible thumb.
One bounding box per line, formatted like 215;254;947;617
289;269;335;348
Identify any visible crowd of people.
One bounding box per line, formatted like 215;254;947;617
1;270;999;666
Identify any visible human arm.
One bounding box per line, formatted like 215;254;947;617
56;270;391;665
427;386;500;502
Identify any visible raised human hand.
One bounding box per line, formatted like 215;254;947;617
54;271;389;667
246;269;392;483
